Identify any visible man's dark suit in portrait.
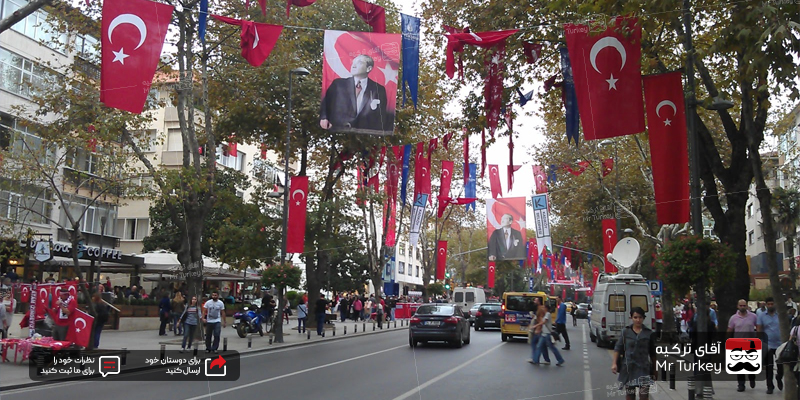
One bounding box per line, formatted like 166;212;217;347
320;54;393;135
488;213;525;261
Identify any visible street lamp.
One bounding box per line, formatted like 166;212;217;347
97;213;108;292
600;139;621;241
276;66;308;344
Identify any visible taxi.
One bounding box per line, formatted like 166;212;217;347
500;292;556;342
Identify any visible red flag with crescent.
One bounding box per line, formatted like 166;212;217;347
385;146;403;247
287;176;309;253
443;132;454;151
212;15;284;68
436;240;448;280
36;284;52;318
564;17;645;141
602;158;614;177
602;219;618;273
439;160;454;202
592;266;600;288
532;165;548;194
66;309;94;348
437;197;477;218
20;284;30;303
100;0;175;114
643;71;690;225
351;0;386;33
67;282;78;298
527;237;538;269
488;164;502;199
413;142;431;203
488;261;496;288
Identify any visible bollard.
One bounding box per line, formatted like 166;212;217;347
223;338;228;352
661;366;666;382
333;327;335;336
160;344;166;361
373;322;376;331
669;370;675;390
322;329;325;337
363;322;366;332
394;320;397;328
687;376;695;400
308;330;311;340
122;348;128;365
269;335;273;345
248;336;252;349
344;326;347;335
355;324;358;333
192;344;198;357
702;385;713;400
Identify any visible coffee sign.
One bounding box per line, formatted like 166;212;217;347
51;242;123;261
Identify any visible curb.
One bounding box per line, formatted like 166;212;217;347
0;325;408;391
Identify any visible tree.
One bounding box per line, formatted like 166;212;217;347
773;187;800;295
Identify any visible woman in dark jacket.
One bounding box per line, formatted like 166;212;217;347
158;293;171;336
612;307;657;400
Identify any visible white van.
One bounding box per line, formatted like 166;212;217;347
453;287;486;313
589;273;655;347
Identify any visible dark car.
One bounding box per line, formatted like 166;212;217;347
575;303;589;319
409;304;471;348
474;303;502;331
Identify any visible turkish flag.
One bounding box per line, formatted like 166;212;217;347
488;164;502;198
20;284;30;303
36;284;51;318
532;165;548;194
261;143;268;160
427;138;438;161
66;309;94;348
602;158;614;177
413;142;431;200
352;0;385;33
488;261;496;288
67;282;78;298
564;160;590;176
643;72;690;225
367;173;379;192
564;17;645;141
101;0;174;114
444;29;518;79
443;132;454;151
439;160;454;201
384;147;403;247
592;267;600;288
523;41;543;64
437;197;477;218
286;0;316;17
436;241;448;280
286;176;309;253
507;165;521;192
212;15;283;68
527;237;538;268
602;219;618;273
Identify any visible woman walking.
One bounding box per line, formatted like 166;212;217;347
172;292;185;336
297;298;308;333
531;303;564;366
611;307;657;400
92;293;110;348
179;296;202;353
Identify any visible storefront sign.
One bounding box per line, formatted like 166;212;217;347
51;242;123;261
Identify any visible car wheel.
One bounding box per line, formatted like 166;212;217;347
464;329;471;345
474;324;480;332
501;334;508;342
409;335;417;348
589;330;596;343
454;331;464;348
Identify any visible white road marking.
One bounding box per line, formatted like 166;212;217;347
583;323;593;400
178;345;407;400
391;342;506;400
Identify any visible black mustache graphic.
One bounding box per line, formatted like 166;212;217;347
728;362;760;372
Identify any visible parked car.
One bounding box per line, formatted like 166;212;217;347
575;303;589;319
409;304;471;348
468;303;483;326
474;303;502;331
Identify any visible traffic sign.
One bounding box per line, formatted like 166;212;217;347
648;280;663;296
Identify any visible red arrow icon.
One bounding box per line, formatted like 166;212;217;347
209;355;226;370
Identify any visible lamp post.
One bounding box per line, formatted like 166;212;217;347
276;67;309;344
97;214;107;292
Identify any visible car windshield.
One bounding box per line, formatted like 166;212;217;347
470;304;481;310
480;305;501;311
505;296;538;312
578;304;588;310
416;305;454;316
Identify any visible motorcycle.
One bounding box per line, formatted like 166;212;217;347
232;307;264;338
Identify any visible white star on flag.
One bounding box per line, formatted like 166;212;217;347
516;218;526;230
606;73;618;90
663;118;672;126
112;48;129;64
379;65;398;85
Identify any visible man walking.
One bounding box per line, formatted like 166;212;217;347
202;292;226;353
315;294;329;336
728;299;758;392
757;297;782;394
556;298;571;350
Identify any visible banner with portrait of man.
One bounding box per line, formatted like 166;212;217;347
320;30;401;136
487;197;527;261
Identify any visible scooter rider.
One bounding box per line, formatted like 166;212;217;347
260;293;276;330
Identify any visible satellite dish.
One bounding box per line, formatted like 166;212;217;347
607;237;640;273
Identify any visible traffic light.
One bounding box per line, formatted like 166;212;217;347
445;282;451;290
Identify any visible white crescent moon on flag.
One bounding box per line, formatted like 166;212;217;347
490;166;498;175
590;37;627;74
253;26;260;49
485;198;502;229
39;288;48;300
291;189;306;201
439;248;445;255
22;286;29;294
324;31;350;79
108;14;148;50
655;100;677;118
605;228;614;237
75;318;87;330
536;174;545;183
488;265;495;273
442;169;451;179
421;166;428;176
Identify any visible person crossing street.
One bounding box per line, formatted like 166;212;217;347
556;298;571;350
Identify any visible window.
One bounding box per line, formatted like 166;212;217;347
62;195;116;235
167;128;182;151
416;248;421;260
0;47;61;99
415;266;419;277
505;295;537;312
252;159;282;183
0;112;54;162
398;261;405;274
0;186;52;225
1;0;67;51
454;292;463;302
747;204;753;218
608;295;626;312
465;292;475;302
399;243;406;256
116;218;149;240
415;305;454;316
749;230;755;245
216;145;244;171
630;295;649;312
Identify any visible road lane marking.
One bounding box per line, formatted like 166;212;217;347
583;323;593;400
179;344;406;400
391;342;505;400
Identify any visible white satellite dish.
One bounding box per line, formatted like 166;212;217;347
606;237;640;274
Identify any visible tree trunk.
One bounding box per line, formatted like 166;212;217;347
0;0;52;34
787;235;797;296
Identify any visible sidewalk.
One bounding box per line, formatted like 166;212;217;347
652;375;776;400
0;314;408;390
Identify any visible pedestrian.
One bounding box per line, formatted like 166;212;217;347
654;302;663;339
202;292;226;353
49;287;76;341
571;302;577;327
756;301;767;317
364;297;373;321
1;278;14;332
158;293;171;336
315;294;328;336
531;303;564;366
353;296;363;321
611;307;657;400
172;292;185;336
339;296;349;322
789;308;797;327
297;298;308;333
92;292;109;348
527;298;551;365
757;297;782;394
389;296;397;321
179;296;201;353
555;298;571;350
0;299;7;339
728;299;758;392
375;300;384;328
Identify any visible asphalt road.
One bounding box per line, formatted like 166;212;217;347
0;321;629;400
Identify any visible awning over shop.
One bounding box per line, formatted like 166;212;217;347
139;250;261;281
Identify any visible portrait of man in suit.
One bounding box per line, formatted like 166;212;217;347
488;213;525;261
319;54;393;135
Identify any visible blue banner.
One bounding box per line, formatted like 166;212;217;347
400;144;412;206
560;47;579;146
198;0;209;43
401;14;420;109
465;163;477;211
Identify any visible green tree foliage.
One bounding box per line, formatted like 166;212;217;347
654;235;736;297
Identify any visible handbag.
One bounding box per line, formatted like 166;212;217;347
778;326;799;363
